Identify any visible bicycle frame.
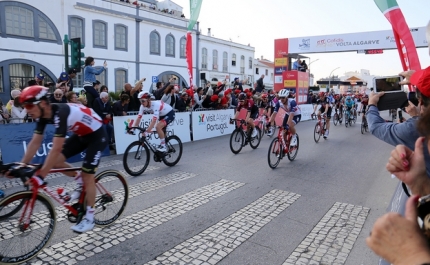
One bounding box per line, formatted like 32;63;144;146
276;127;291;153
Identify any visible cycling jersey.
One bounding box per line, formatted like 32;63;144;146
317;97;331;106
274;98;301;116
345;100;354;108
34;103;102;137
138;100;173;121
237;99;258;113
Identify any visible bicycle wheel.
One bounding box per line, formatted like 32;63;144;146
0;191;56;264
333;113;338;126
314;123;321;143
268;138;282;169
93;170;128;227
361;122;365;134
229;129;244;154
353;111;357;124
345;115;349;128
365;121;369;132
287;134;299;161
0;186;29;220
123;141;150;176
339;111;343;124
249;127;262;149
162;135;183;166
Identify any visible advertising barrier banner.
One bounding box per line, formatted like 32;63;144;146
113;112;191;155
191;109;235;141
0;123;110;164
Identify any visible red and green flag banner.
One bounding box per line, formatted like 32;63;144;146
185;0;203;91
374;0;421;91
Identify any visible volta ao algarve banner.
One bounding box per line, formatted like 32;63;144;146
112;112;191;155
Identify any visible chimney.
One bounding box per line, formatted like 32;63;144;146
207;28;211;36
261;55;263;60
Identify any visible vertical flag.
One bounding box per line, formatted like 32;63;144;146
186;0;203;90
374;0;421;91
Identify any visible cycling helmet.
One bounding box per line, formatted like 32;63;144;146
335;95;340;100
261;93;268;99
237;93;247;101
138;91;152;99
20;85;48;104
346;96;352;101
319;92;325;97
278;89;289;98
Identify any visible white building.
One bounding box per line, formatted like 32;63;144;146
253;56;274;90
0;0;199;104
198;29;255;88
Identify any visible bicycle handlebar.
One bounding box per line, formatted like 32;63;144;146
1;163;42;184
230;118;246;124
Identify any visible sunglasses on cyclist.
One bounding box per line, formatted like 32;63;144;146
22;101;40;110
139;99;148;103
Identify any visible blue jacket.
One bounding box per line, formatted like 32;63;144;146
84;65;105;83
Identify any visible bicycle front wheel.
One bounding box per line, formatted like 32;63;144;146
93;170;128;227
0;191;56;265
268;138;282;169
162;135;183;167
229;129;244;154
249;127;262;149
287;134;299;161
333;113;338;126
123;141;150;176
314;123;321;143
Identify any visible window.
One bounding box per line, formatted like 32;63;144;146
180;37;186;58
114;24;127;51
38;17;56;40
165;34;175;57
256;68;259;75
202;48;207;69
271;73;274;81
212;50;218;70
93;20;107;48
150;31;160;55
249;57;253;69
73;72;83;88
95;67;106;86
223;52;228;72
5;6;34;37
265;69;268;75
240;55;245;74
115;69;127;92
9;63;34;90
231;54;236;66
69;16;84;42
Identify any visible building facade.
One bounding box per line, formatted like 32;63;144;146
253;57;274;90
0;0;199;103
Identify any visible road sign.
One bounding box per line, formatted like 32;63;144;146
152;76;159;83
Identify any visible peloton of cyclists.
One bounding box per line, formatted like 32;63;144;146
267;89;301;146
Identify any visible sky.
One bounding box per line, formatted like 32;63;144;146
172;0;430;83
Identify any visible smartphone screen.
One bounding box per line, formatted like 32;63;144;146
374;76;403;93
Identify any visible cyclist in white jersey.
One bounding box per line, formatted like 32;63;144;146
131;91;175;152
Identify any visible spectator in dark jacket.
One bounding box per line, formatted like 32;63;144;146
93;92;113;144
49;89;67;103
233;77;243;92
256;75;265;93
112;94;130;116
175;92;189;112
154;77;175;100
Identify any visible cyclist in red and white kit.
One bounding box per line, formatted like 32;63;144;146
19;85;108;233
232;92;259;139
132;91;175;152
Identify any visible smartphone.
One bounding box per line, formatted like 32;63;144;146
373;76;404;93
408;91;419;106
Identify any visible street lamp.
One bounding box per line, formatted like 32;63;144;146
328;67;340;92
309;59;319;70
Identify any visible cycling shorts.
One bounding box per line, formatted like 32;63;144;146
159;110;175;126
283;114;301;128
62;126;108;174
319;106;332;119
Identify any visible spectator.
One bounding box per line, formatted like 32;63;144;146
35;73;45;86
300;60;308;72
0;100;10;124
175;92;189;112
50;89;67;103
56;72;70;91
193;87;205;110
66;91;79;103
100;85;108;93
256;75;265;93
161;85;177;108
120;78;144;111
154;77;175;100
83;56;106;108
112;94;130;116
78;95;87;106
93;92;113;145
233;78;243;92
6;89;21;114
218;92;229;109
209;94;220;109
67;68;77;91
292;58;302;71
10;97;27;123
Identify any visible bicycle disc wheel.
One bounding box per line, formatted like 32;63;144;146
333;113;338;126
287;134;299;161
0;191;56;264
314;123;321;143
93;170;128;227
250;127;262;149
268;138;282;169
229;129;244;154
162;135;183;166
123;141;150;176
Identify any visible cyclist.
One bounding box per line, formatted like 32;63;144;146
344;95;355;122
18;85;108;233
232;92;259;139
257;93;275;134
315;92;332;139
359;94;369;119
131;91;175;152
267;89;301;145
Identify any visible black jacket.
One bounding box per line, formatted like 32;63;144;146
92;98;112;119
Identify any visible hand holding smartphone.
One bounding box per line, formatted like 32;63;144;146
373;76;408;111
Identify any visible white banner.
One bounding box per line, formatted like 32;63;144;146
191;109;235;141
113;112;191;155
288;27;427;54
299;104;315;121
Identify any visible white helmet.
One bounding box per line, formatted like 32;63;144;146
138;91;152;99
278;89;290;98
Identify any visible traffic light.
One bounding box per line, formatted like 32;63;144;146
70;38;85;71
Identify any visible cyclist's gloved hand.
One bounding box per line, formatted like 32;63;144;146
283;124;290;130
229;119;234;125
143;131;150;137
30;175;46;186
126;128;135;135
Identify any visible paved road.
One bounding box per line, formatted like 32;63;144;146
0;116;400;265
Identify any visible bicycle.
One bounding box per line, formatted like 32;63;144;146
254;113;270;137
361;113;369;134
333;111;339;126
229;119;262;154
344;108;354;128
123;126;183;176
267;125;299;168
0;163;128;264
314;115;327;143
